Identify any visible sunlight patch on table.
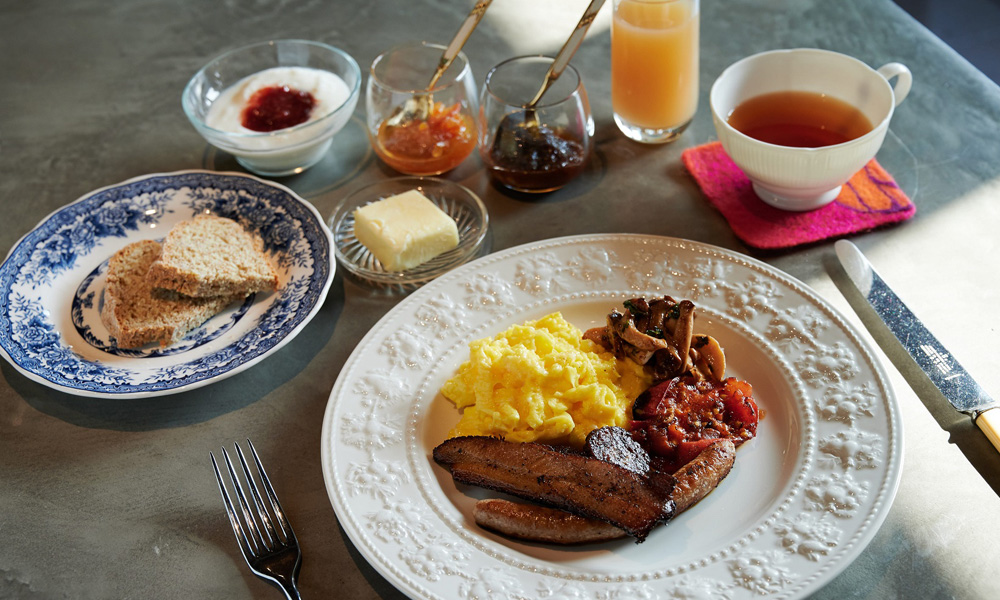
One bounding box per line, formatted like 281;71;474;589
484;0;612;55
867;175;1000;392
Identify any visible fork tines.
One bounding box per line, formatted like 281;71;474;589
211;439;301;598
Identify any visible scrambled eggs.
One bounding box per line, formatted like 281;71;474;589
442;312;650;447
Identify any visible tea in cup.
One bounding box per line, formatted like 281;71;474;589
710;48;912;211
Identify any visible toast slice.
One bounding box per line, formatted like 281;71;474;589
146;214;279;298
101;240;242;348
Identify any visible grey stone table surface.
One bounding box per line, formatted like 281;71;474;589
2;0;999;598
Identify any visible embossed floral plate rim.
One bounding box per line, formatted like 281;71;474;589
0;170;334;398
320;234;902;600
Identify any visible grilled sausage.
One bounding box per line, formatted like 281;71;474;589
473;498;627;544
670;438;735;513
467;438;737;545
434;436;676;542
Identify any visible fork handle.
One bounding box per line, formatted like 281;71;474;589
276;581;301;600
427;0;493;90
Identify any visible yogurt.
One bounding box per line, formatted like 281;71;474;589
206;66;351;135
201;66;357;175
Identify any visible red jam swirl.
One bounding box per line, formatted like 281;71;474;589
241;85;316;132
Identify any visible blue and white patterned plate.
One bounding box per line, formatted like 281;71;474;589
0;170;334;398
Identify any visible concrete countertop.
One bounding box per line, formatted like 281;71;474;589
2;0;999;598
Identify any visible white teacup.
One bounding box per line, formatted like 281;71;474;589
710;48;912;211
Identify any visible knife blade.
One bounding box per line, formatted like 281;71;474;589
834;240;1000;454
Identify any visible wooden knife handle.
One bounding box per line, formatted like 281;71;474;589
975;407;1000;454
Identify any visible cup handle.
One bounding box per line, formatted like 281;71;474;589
877;63;912;107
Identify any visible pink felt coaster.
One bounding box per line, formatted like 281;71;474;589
682;142;915;249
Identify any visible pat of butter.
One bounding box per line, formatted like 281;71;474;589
353;190;460;272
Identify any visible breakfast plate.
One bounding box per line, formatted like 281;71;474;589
320;234;901;599
0;170;334;398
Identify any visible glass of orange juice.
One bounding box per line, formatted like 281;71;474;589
612;0;700;144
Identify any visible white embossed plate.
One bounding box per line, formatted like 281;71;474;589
320;234;902;599
0;170;334;398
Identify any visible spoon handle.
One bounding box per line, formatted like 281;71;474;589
427;0;494;91
527;0;607;108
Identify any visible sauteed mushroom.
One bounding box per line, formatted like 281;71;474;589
690;334;726;382
587;296;722;383
671;300;696;373
607;309;669;365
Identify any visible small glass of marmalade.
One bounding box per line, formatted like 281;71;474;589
366;42;478;176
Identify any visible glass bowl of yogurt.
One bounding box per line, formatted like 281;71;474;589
183;39;361;176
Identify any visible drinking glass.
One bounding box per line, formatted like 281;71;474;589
611;0;700;144
478;56;593;193
366;42;478;176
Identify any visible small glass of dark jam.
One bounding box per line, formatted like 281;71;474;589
479;56;593;193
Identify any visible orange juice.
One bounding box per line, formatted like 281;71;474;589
612;0;699;142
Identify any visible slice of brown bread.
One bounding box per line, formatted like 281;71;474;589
146;214;279;298
101;240;242;348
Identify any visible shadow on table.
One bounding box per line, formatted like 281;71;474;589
3;280;344;431
826;253;1000;498
336;521;410;600
201;115;374;201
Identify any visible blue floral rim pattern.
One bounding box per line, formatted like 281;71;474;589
0;171;333;397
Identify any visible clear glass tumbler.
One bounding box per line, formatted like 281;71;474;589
478;56;593;193
366;41;478;176
611;0;700;144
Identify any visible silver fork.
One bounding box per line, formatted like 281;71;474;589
211;439;302;599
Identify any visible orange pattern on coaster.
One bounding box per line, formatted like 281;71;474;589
682;142;915;249
836;161;911;213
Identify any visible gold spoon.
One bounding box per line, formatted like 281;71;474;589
487;0;605;190
385;0;493;128
521;0;606;128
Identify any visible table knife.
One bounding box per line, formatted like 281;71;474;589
834;240;1000;454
